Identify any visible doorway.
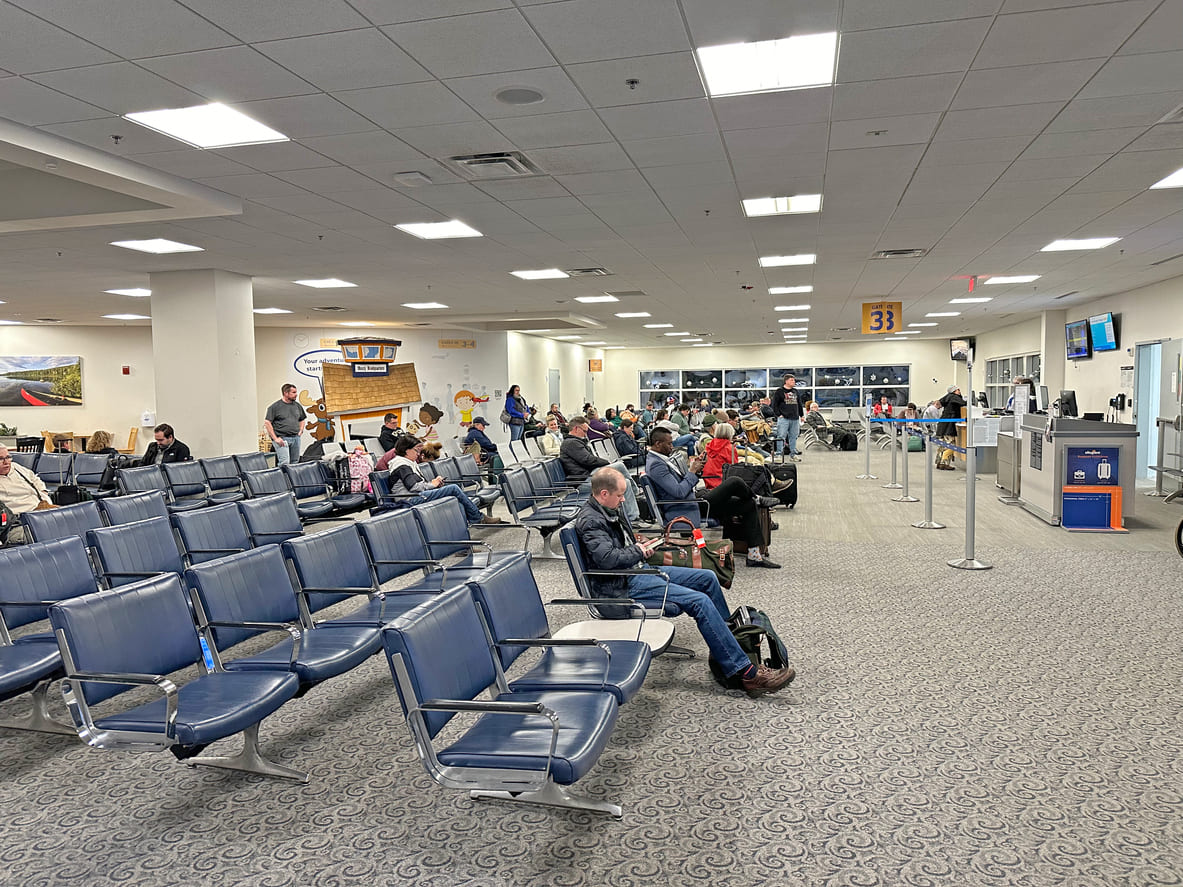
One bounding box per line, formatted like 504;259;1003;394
1134;342;1161;478
547;369;560;413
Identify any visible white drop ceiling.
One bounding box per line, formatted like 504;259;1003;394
0;0;1182;346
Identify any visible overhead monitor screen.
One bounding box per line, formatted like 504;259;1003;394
1088;312;1119;352
1065;319;1091;360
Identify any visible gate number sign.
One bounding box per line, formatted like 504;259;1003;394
862;301;902;334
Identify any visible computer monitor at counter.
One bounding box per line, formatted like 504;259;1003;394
1059;389;1079;418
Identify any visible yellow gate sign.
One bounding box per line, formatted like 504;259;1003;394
862;301;902;334
588;359;603;373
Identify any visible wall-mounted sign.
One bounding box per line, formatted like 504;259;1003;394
293;349;348;380
589;359;603;373
351;363;390;377
1065;447;1118;486
439;338;476;349
861;301;902;334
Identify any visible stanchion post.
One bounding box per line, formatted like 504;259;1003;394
856;412;876;479
894;421;918;503
882;420;902;489
949;356;991;570
912;431;945;530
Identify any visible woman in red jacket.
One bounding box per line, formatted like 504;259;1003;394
702;421;740;490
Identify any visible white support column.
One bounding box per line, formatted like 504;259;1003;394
149;269;258;457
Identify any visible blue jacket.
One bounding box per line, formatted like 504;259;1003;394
643;450;701;526
505;394;527;421
463;426;498;454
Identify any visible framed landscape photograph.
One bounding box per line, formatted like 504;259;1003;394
0;356;83;406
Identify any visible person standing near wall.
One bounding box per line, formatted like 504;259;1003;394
264;383;306;465
771;374;804;462
504;384;528;441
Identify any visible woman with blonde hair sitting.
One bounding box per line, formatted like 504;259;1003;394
85;430;119;455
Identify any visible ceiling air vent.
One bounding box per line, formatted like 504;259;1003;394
447;151;541;180
870;248;928;259
565;267;613;277
311;306;347;312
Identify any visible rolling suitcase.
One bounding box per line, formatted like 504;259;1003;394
769;462;797;508
723;505;772;555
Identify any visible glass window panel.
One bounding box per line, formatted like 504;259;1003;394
815;367;859;386
813;386;860;407
862;365;910;386
639;371;679;390
682;370;723;390
770;367;813;386
868;387;910;408
724;368;768;389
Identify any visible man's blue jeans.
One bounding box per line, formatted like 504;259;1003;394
626;566;750;678
673;433;697;457
775;417;800;456
407;483;481;522
273;435;301;465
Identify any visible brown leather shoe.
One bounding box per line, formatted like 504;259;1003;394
479;515;506;524
741;664;796;698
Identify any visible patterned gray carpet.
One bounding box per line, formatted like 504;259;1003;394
3;458;1183;886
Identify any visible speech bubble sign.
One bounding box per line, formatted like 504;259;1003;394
293;349;348;380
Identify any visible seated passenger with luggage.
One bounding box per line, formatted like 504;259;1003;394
0;445;55;545
805;402;857;450
574;466;794;697
384;435;503;524
644;427;780;569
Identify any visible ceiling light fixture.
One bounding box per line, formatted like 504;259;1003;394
110;239;203;254
949;297;992;304
692;343;716;347
983;275;1040;285
644;323;674;328
759;254;816;267
553;335;583;340
124;102;288;149
1149;167;1183;190
395;220;483;239
770;287;813;296
894;330;921;335
253;307;292;314
294;278;356;288
663;331;690;337
582;340;607;345
681;338;703;343
696;32;838;97
102;313;151;320
1041;237;1120;251
926;312;960;317
742;194;822;217
401;302;448;310
104;288;151;298
908;322;938;328
778;317;809;324
0;319;23;325
511;268;569;280
774;303;812;311
780;326;808;332
339;321;375;327
615;312;651;318
574;295;619;303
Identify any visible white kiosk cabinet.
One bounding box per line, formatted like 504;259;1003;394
1018;416;1138;526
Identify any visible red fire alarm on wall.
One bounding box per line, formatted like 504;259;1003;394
122;365;130;375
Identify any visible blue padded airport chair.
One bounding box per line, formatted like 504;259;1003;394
282;461;368;514
466;558;650;704
161;461;213;509
171;502;252;566
10;451;38;471
496;469;577;557
237;494;303;548
23;500;104;544
232;452;270;474
72;453;118;499
34;452;73;492
97;490;170;526
244;468;333;520
184;545;382;698
0;536;99;734
198;456;245;503
50;572;304;781
117;464;206;513
357;508;448;586
382;586;623;817
412;497;531;568
86;517;184;588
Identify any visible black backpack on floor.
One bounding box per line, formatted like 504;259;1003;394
769;463;797;508
708;606;792;689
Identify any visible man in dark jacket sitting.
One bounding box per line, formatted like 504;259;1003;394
573;467;795;698
560;417;640;522
141;423;191;464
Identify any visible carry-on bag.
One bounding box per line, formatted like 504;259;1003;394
642;517;735;589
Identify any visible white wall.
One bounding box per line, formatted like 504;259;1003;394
976;318;1043;365
0;324;154;451
506;332;603;415
599;339;958;410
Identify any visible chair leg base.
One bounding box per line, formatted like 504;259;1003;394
0;681;76;735
534;532;564;559
664;644;696;658
470;782;622;818
185;722;308;783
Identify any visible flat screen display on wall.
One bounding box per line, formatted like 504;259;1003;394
1065;320;1091;360
1088;312;1119;352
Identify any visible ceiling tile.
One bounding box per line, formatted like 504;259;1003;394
841;0;1001;31
973;1;1156;69
214;142;339;172
38;117;187;154
273;166;384;193
7;0;237;57
236;94;376;138
1124;125;1183;153
935;102;1065;140
132;149;256;179
829;114;943;149
714;87;833;131
443;68;589;119
392;121;516;156
353;159;464;186
833;73;961;120
922;135;1033;166
475;177;572;200
1120;0;1183;55
176;0;371;41
681;0;837;44
623;132;727;168
952;59;1106;110
554;169;651;196
28;63;203;116
255;30;432;92
601;99;718;141
566;52;704;108
493;110;614;149
333;81;480;129
382;10;556;78
1046;92;1183;133
191;174;309;199
0;77;108;126
139;47;318;103
345;0;512;25
298;131;424;165
837;19;992;81
999;154;1109;182
724;122;830;160
0;3;117;74
522;0;691;64
1078;50;1183;100
530;143;635;174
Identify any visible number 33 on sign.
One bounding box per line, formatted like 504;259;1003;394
862;301;902;334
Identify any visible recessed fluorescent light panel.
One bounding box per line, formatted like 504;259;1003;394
103;313;150;320
574;295;619;303
692;343;715;347
984;275;1040;285
294;278;356;288
759;254;816;267
894;330;921;335
582;341;607;345
697;33;838;97
253;307;292;314
663;331;690;337
395;220;482;239
926;312;960;317
778;317;808;324
770;287;813;296
908;323;938;328
339;321;375;327
780;327;808;332
681;338;703;343
0;319;23;325
1149;167;1183;189
105;288;151;298
1041;237;1120;252
124;102;288;149
553;335;583;340
511;268;569;280
401;302;448;310
742;194;822;217
615;312;651;318
644;323;674;328
949;297;992;304
775;303;812;310
110;239;202;254
603;346;624;350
